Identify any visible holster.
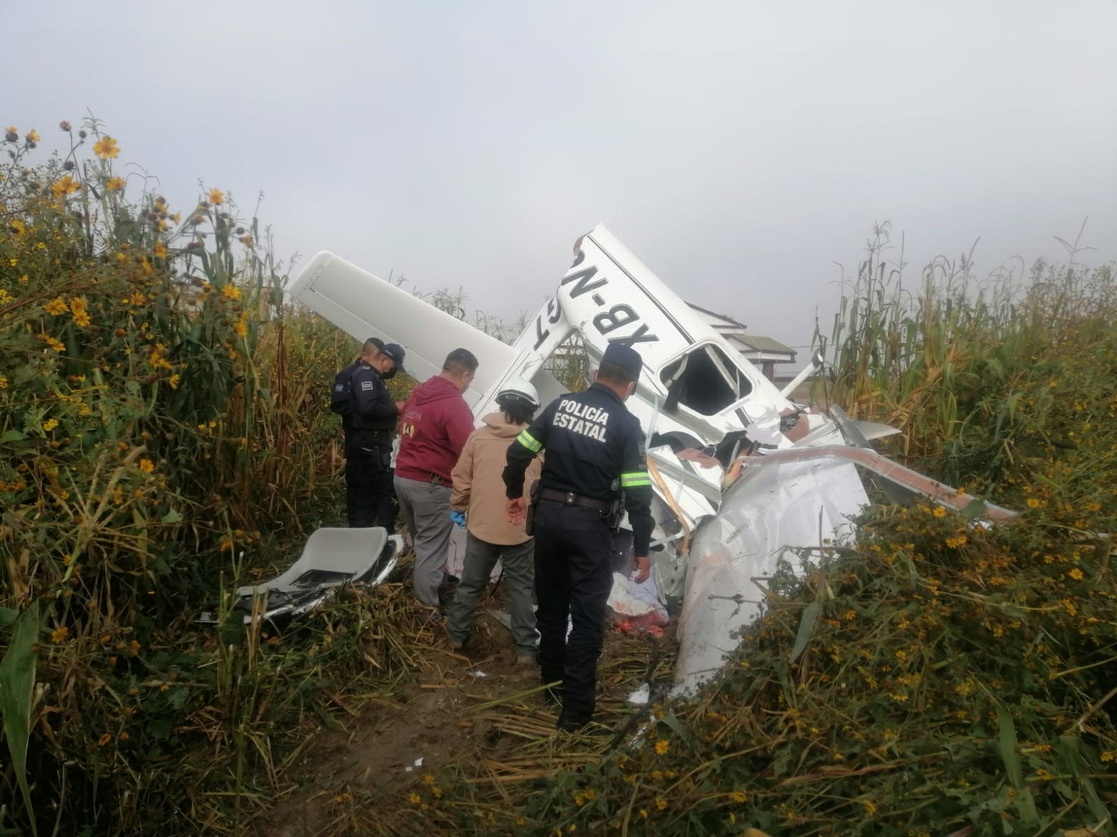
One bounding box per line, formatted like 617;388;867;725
604;495;625;533
524;479;542;536
359;445;392;474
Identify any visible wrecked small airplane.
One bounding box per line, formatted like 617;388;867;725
287;225;1015;694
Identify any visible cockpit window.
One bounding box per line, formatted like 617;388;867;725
660;344;752;416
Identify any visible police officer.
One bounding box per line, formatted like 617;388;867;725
503;343;653;732
337;339;407;529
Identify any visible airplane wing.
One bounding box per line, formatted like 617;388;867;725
286;251;520;408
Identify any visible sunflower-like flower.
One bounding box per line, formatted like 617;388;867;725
50;175;81;197
93;136;120;159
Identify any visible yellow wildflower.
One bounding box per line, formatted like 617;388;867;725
240;234;253;246
51;626;69;643
221;284;241;302
153;242;168;259
408;792;421;805
98;733;112;746
1027;498;1042;509
932;506;946;518
0;375;8;389
0;288;10;304
207;188;225;205
1068;567;1084;580
148;344;173;370
105;176;126;191
26;129;40;143
50;175;82;197
70;296;91;328
43;418;59;432
9;218;25;235
655;797;667;811
654;739;669;755
138;458;155;474
38;334;65;352
44;296;68;315
168;374;181;390
234;312;249;337
93;136;120;159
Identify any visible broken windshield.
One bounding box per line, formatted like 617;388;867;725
660;343;752;416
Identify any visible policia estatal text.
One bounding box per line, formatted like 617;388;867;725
503;342;653;732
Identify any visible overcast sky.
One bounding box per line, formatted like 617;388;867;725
4;1;1115;353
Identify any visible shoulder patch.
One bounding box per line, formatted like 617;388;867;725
360;380;374;391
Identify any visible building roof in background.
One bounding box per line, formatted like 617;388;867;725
733;334;796;355
687;302;796;359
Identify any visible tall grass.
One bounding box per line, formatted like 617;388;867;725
0;119;416;835
819;221;1117;499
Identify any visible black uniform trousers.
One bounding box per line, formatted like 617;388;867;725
344;434;398;531
533;499;614;725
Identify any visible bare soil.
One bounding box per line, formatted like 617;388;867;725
261;584;673;837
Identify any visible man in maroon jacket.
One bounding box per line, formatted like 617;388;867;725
394;348;479;611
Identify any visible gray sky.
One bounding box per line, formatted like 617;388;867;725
4;1;1115;353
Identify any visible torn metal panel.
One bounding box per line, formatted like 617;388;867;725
674;445;1017;694
675;453;869;695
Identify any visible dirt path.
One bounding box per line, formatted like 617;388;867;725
262;590;673;836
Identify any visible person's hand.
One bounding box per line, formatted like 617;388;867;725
506;497;526;525
394;400;406;412
450;509;466;528
633;555;651;584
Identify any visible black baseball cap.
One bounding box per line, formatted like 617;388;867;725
380;343;407;375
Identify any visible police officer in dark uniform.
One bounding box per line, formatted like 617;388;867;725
503;342;653;732
337;339;407;529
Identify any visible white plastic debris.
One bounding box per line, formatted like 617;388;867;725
626;683;651;707
404;756;424;773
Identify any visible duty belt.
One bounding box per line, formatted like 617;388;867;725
537;487;611;511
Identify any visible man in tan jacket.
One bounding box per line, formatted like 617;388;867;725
446;379;542;663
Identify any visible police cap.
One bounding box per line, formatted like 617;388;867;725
602;342;643;380
380;343;407;375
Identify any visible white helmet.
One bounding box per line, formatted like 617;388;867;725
496;378;540;409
